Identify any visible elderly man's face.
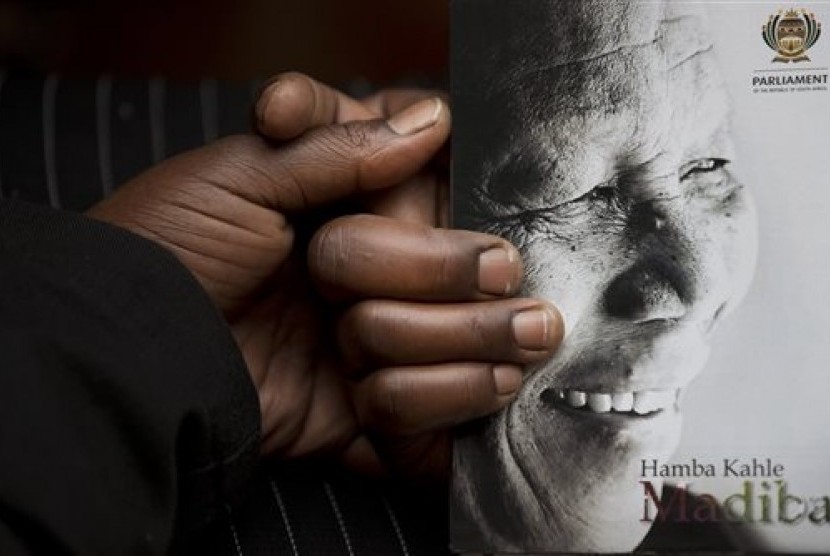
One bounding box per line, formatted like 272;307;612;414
452;1;757;551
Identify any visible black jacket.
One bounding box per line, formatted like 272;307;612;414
0;200;260;553
0;72;447;556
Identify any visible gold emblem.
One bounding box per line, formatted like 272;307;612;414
763;9;822;63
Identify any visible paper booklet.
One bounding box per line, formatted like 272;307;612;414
449;1;830;553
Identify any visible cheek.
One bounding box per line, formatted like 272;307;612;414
720;188;759;306
688;184;759;311
519;231;627;333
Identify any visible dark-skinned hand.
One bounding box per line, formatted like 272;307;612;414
87;72;564;480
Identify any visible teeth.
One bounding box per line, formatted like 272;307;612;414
612;392;634;412
550;388;677;416
566;390;587;408
634;391;656;415
587;393;612;413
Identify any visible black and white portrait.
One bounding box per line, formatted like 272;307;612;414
450;1;762;552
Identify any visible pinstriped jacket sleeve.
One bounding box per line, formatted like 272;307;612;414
0;70;451;556
0;200;261;555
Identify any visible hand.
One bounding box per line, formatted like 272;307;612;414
88;73;564;479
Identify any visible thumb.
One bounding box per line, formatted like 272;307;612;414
208;97;450;213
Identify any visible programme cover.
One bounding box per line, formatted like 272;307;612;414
450;1;830;553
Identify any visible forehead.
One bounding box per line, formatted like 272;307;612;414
458;1;732;181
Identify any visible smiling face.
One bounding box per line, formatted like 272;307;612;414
451;1;758;552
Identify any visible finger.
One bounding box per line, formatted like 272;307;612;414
338;435;387;477
354;363;523;436
338;299;564;370
361;88;449;118
309;214;523;301
253;77;451;222
363;90;451;180
359;90;450;225
254;72;376;140
205;98;450;212
364;90;451;172
363;173;443;226
254;75;448;140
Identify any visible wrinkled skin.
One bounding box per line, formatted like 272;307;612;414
451;1;758;551
89;75;565;482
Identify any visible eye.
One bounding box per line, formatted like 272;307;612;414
484;151;560;210
584;185;617;202
679;158;730;181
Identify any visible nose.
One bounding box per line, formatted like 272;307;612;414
602;263;688;322
602;201;692;323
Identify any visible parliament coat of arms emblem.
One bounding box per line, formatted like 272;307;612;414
763;9;822;63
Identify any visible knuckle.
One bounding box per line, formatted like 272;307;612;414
456;364;495;415
461;372;480;408
338;300;387;367
309;218;353;282
365;371;412;433
311;120;380;156
339;121;374;150
347;299;388;331
374;372;404;416
429;235;459;289
299;127;362;168
466;309;492;348
299;121;388;190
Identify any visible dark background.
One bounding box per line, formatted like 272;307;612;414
0;0;449;85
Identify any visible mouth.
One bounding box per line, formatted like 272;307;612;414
541;387;680;417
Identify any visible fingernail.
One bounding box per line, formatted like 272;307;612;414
255;80;280;123
387;98;442;136
479;247;519;296
512;306;557;351
493;365;523;396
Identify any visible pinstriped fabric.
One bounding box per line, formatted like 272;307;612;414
95;76;114;197
42;74;60;209
149;77;166;164
227;508;244;556
53;77;103;211
383;496;410;556
0;71;454;556
200;78;219;145
324;482;355;556
0;71;5;201
0;74;49;204
109;79;153;187
269;478;299;556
